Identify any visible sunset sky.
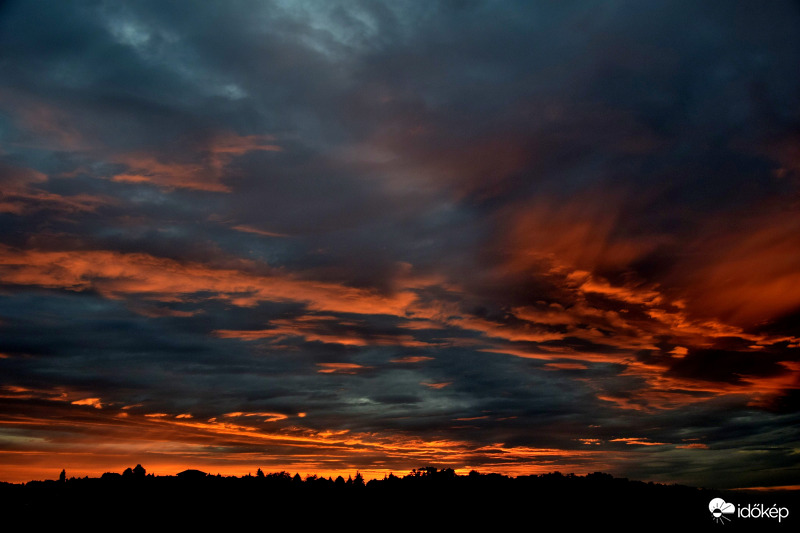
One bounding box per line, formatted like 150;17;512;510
1;0;799;489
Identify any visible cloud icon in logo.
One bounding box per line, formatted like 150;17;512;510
709;498;735;523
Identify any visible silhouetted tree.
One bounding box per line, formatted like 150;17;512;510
256;468;264;478
59;469;66;483
133;464;145;478
4;468;766;530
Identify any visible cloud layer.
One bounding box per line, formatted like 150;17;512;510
1;0;799;488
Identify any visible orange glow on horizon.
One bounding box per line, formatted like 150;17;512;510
0;406;611;484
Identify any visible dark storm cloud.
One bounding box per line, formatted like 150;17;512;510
1;0;799;486
668;348;798;385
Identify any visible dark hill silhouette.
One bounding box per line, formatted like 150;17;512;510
176;469;208;480
0;466;795;529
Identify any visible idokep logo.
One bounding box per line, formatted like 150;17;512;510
709;498;735;524
708;497;790;525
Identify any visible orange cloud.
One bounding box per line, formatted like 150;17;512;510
545;363;588;370
0;164;112;215
592;356;800;412
448;316;565;344
421;382;451;389
110;132;281;192
0;385;69;402
498;193;665;277
676;443;709;449
676;212;800;326
72;398;103;409
224;412;289;423
111;154;231;192
399;320;445;330
0;246;419;317
1;223;795;418
231;224;289;238
216;316;434;348
391;356;434;363
316;363;368;374
208;132;281;158
488;192;800;339
609;438;668;446
466;196;800;412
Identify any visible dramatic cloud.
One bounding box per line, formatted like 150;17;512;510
1;0;799;489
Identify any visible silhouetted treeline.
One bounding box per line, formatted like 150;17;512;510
1;466;795;529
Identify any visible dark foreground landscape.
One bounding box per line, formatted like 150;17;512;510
1;466;796;529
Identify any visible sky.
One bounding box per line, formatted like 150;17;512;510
1;0;799;489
